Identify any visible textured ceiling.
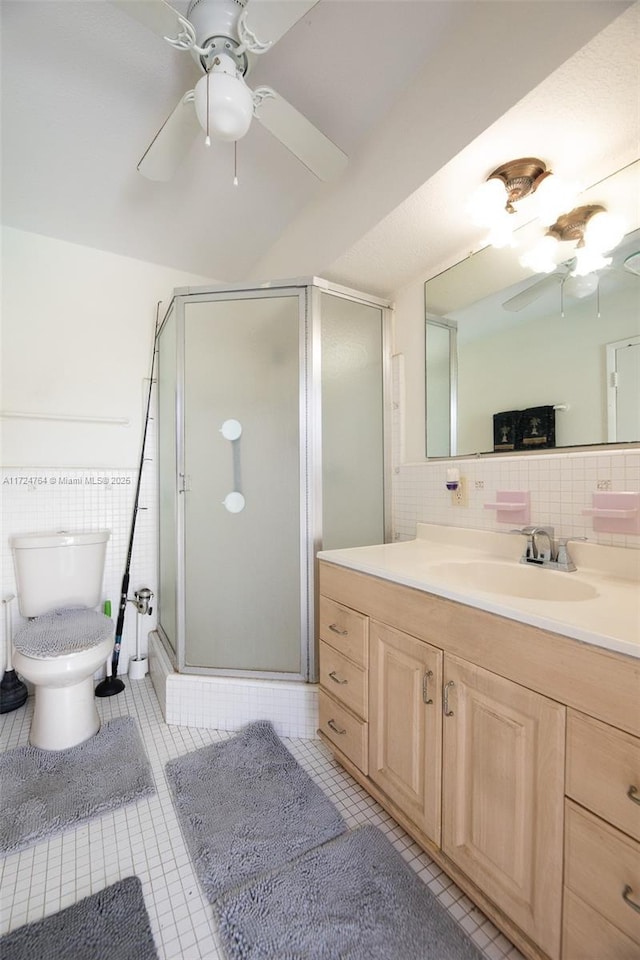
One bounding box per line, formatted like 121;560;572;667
325;1;640;296
1;1;637;292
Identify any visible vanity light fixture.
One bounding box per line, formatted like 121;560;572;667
468;158;580;248
520;204;625;276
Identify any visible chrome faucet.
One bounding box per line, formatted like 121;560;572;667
511;527;586;572
531;526;555;563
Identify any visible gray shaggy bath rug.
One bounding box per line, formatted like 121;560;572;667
0;717;155;856
165;720;347;902
0;876;158;960
215;825;486;960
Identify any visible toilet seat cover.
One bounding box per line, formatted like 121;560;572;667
13;609;114;659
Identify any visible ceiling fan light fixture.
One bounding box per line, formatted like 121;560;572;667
194;62;254;143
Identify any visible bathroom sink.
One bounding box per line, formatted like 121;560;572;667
426;561;598;602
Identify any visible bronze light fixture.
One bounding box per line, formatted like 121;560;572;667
522;204;625;276
468;157;579;248
485;157;552;213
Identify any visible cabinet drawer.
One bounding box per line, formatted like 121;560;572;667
563;887;640;960
319;690;368;774
565;800;640;946
319;596;368;667
319;640;367;720
566;710;640;842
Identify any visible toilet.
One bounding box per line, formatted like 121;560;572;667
10;531;114;751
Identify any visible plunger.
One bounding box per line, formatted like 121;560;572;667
0;595;28;714
95;599;125;697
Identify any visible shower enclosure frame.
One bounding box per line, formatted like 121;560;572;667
156;276;393;683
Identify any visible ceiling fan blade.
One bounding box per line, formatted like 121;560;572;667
254;89;347;182
138;94;201;182
242;0;319;48
502;274;564;312
110;0;185;41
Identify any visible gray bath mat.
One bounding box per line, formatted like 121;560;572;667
165;720;347;902
0;717;155;856
215;825;485;960
0;875;158;960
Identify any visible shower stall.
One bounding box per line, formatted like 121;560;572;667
156;278;391;686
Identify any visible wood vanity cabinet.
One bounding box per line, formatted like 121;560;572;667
318;595;369;774
441;656;565;960
317;559;640;960
563;710;640;959
369;620;443;845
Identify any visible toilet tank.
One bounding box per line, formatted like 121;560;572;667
10;531;110;618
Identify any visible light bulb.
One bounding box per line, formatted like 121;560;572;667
468;177;506;227
485;210;515;248
531;175;581;226
583;211;625;253
519;234;559;274
194;69;254;143
571;247;612;277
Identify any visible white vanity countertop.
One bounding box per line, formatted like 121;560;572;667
317;524;640;660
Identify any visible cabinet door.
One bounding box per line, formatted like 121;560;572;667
369;620;442;845
442;655;565;960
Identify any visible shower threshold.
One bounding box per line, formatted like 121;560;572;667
149;633;319;739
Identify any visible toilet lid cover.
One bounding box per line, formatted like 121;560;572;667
13;608;114;659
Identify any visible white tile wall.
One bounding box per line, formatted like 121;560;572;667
392;449;640;547
0;462;158;677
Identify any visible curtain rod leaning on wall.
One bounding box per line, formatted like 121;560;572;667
0;411;130;426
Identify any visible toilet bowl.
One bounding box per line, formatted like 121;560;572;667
10;531;113;751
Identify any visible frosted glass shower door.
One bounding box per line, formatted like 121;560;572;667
182;294;305;675
321;292;387;549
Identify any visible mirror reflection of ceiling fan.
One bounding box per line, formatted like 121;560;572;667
502;250;639;313
111;0;348;182
501;264;602;312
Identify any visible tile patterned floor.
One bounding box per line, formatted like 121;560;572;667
0;678;525;960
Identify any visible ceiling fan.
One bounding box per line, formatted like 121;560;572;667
111;0;348;182
502;262;614;313
501;269;569;313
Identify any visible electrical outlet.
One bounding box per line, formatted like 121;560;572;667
451;477;468;507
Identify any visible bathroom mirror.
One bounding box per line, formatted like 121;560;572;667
425;161;640;458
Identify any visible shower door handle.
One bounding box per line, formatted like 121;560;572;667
220;419;245;512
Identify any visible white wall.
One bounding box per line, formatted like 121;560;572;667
0;228;216;677
1;227;214;467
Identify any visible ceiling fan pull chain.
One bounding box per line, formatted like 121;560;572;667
205;72;211;147
236;10;273;56
234;141;238;187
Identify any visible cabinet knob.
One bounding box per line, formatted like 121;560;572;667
329;623;348;637
627;784;640;806
443;680;455;717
